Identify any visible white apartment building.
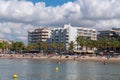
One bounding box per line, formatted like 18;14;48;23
51;24;97;50
28;28;51;44
28;24;97;50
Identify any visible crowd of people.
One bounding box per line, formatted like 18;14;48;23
0;51;120;62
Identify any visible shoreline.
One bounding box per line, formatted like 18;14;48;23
0;54;120;63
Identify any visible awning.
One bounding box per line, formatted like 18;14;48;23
73;50;87;53
87;50;94;53
74;50;94;53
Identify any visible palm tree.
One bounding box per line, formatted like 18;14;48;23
48;42;57;53
0;42;3;48
0;42;4;53
2;41;10;53
86;40;93;49
68;41;74;51
87;40;97;49
40;42;48;53
109;38;119;52
37;42;42;52
10;41;25;53
57;42;65;53
97;37;109;50
76;36;87;50
26;43;38;52
76;37;79;50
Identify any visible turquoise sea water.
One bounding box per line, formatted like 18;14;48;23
0;58;120;80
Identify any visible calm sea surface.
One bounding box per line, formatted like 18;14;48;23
0;58;120;80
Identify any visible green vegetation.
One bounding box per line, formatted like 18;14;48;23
57;42;65;53
0;36;119;54
76;36;120;52
10;42;25;53
0;42;3;49
68;41;74;51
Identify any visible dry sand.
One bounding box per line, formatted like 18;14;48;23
0;54;120;63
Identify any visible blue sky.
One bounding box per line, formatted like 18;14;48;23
27;0;75;6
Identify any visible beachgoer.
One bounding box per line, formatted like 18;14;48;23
57;60;61;64
104;61;107;65
73;57;76;61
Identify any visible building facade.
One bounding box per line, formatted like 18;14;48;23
98;28;120;52
28;24;97;50
98;28;120;39
51;24;97;50
28;28;51;44
111;28;120;39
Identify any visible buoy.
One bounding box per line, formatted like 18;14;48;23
56;66;59;72
14;78;17;80
13;74;18;78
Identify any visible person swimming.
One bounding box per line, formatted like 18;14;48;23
57;60;61;64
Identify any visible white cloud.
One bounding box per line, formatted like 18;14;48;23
18;36;27;40
94;19;120;30
0;22;35;43
0;0;120;43
15;30;21;34
77;0;120;19
3;27;11;34
0;0;81;25
0;23;11;35
0;33;5;38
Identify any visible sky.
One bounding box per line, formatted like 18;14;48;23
0;0;120;43
27;0;75;6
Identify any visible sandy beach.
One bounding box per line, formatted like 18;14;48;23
0;53;120;63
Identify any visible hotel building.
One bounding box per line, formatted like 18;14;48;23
98;28;120;39
28;24;97;50
51;24;97;50
28;28;51;44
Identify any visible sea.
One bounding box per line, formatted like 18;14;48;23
0;58;120;80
